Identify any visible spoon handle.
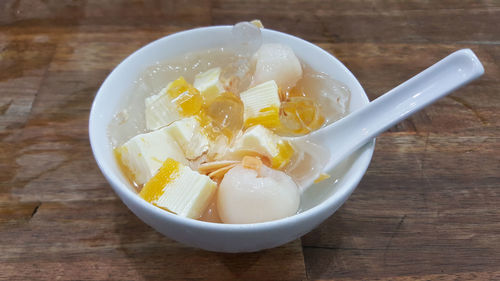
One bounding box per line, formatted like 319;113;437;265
309;49;484;171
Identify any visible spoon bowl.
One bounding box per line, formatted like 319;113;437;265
292;49;484;190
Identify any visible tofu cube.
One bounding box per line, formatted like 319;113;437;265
145;83;181;130
115;128;188;185
139;158;217;219
145;77;202;130
239;80;281;129
193;67;224;103
232;125;294;169
164;117;210;159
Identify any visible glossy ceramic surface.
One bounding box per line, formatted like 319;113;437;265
89;26;375;252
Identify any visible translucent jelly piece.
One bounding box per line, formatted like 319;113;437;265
221;57;253;94
284;139;330;191
205;92;244;139
281;84;306;100
279;96;325;135
294;69;351;125
231;21;263;56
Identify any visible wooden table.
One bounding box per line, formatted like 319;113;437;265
1;1;499;280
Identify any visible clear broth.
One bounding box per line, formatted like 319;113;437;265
108;47;351;223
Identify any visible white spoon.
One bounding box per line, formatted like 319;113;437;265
292;49;484;188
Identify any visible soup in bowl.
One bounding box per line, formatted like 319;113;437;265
89;23;375;252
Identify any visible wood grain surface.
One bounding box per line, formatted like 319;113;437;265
1;1;499;280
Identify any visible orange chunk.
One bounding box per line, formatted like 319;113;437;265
114;148;140;191
167;77;203;116
244;105;281;129
271;141;294;169
242;156;263;171
139;158;180;203
314;173;331;183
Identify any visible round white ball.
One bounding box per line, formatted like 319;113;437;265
217;164;300;224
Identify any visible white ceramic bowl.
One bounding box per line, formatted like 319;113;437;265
89;26;375;252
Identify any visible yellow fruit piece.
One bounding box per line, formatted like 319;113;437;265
145;78;204;129
167;77;203;117
271;140;294;169
114;148;139;190
240;80;281;129
139;158;180;203
244;105;281;129
314;173;331;183
250;19;264;28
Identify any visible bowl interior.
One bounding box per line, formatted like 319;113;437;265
89;26;373;228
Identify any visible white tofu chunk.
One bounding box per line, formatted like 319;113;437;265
239;80;281;128
145;83;181;130
252;43;303;89
233;125;280;157
231;125;294;169
139;158;217;219
164;117;210;159
115;128;188;185
193;67;224;103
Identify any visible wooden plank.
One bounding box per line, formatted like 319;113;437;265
0;200;306;280
1;30;188;202
0;34;56;131
0;0;212;29
331;271;500;281
300;39;500;279
0;68;114;202
212;0;500;43
1;1;499;280
301;132;500;279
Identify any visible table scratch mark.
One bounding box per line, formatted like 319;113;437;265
30;202;41;220
0;100;13;115
447;95;488;125
383;214;407;266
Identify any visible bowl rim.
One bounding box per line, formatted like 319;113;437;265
89;25;375;232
